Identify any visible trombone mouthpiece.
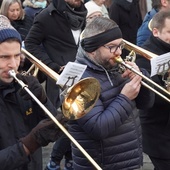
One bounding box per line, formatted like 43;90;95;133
8;70;16;78
114;56;124;63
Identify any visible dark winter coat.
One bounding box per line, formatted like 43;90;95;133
0;81;58;170
11;15;33;41
67;46;155;170
136;35;170;159
109;0;142;45
136;8;158;46
25;1;87;108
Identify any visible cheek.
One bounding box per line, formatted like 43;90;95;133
160;33;170;43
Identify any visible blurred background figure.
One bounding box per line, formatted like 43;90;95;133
23;0;47;20
109;0;142;58
85;0;109;18
85;2;103;23
0;0;33;41
137;0;170;47
0;0;33;71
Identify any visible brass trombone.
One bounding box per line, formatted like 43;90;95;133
115;39;170;103
11;48;102;170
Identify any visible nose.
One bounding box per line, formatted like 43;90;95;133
114;47;122;56
8;57;18;68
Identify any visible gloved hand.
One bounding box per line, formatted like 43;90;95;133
20;114;65;154
16;74;47;103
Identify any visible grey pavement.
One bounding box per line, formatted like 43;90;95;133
42;143;154;170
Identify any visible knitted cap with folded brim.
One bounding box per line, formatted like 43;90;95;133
0;15;22;44
85;3;102;18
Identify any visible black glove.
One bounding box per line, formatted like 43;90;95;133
20;114;65;153
16;74;47;103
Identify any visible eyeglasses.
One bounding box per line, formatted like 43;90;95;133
103;42;125;53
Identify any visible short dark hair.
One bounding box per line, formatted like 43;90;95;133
151;10;170;31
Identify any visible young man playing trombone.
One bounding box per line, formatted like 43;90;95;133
136;10;170;170
67;17;155;170
0;15;65;170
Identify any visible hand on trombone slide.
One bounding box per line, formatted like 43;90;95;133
16;73;47;104
120;61;142;100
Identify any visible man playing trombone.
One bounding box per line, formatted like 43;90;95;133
136;10;170;170
0;15;65;170
67;17;155;170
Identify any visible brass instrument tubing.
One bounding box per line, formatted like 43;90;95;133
120;61;170;103
9;70;102;170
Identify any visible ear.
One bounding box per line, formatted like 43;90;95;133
88;51;96;59
161;0;168;7
152;28;159;37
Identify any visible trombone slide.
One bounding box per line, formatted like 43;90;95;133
115;57;170;103
8;70;102;170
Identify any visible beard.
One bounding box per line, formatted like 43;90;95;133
95;50;116;70
67;0;82;8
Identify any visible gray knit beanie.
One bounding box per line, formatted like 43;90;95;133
0;15;22;44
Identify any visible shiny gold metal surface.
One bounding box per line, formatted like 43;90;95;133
21;48;100;120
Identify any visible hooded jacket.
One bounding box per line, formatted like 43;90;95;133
67;46;155;170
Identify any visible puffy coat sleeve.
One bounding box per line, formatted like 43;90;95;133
76;93;135;140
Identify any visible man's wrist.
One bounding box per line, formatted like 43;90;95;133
23;144;30;155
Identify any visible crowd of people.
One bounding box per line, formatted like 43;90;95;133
0;0;169;170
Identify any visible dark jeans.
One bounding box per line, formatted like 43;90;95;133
51;134;72;163
149;156;170;170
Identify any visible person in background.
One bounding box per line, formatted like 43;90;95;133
136;10;170;170
85;3;103;23
67;16;155;170
85;0;109;18
0;15;64;170
23;0;47;20
0;0;33;41
24;0;87;169
109;0;142;58
0;0;33;71
137;0;170;47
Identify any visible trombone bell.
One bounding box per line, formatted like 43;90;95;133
21;48;101;120
62;77;100;120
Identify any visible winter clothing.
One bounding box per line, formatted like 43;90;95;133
67;46;155;170
11;15;33;41
23;0;47;20
0;80;58;170
109;0;142;45
137;8;158;46
85;0;109;18
0;15;22;44
25;0;87;167
25;0;87;108
136;35;170;159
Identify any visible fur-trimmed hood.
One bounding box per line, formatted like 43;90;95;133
23;0;47;9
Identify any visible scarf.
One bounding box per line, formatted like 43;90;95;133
64;3;87;30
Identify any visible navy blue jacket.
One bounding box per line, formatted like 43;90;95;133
137;8;157;46
68;46;155;170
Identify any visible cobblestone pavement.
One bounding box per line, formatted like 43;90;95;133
42;143;154;170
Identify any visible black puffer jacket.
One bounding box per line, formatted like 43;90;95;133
67;46;154;170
